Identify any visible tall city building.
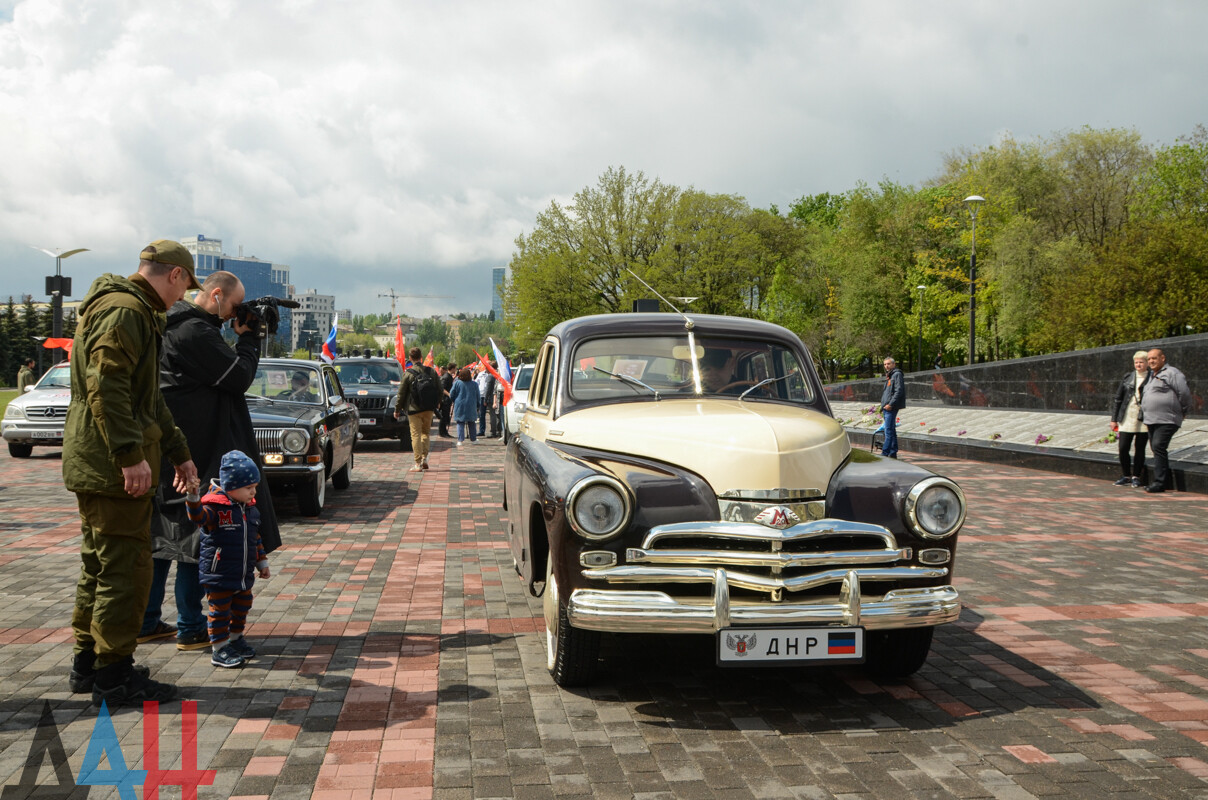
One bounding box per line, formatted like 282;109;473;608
491;268;505;320
291;289;336;352
180;235;294;348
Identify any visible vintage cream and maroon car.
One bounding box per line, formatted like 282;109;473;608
503;313;966;686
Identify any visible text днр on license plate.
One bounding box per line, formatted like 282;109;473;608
717;626;864;665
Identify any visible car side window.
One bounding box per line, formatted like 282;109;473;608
324;369;342;402
528;342;557;414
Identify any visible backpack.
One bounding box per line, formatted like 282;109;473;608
409;366;441;412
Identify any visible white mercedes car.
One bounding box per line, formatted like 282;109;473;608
3;363;70;458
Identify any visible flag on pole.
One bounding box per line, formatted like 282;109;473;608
489;338;512;385
394;317;405;367
473;348;512;407
423;346;435;368
320;314;338;363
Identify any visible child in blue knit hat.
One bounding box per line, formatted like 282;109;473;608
185;450;271;668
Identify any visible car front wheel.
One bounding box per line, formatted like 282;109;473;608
864;627;934;680
8;443;33;458
543;557;600;687
297;472;326;516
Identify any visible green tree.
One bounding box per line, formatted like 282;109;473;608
415;317;448;349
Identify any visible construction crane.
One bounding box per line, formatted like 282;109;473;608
378;288;453;319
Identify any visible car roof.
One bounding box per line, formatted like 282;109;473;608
546;313;801;347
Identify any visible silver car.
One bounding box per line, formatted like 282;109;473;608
501;364;534;444
3;363;70;458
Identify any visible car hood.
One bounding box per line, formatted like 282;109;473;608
248;399;327;427
548;400;850;494
11;388;71;407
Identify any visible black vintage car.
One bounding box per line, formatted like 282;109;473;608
504;313;967;686
246;359;358;516
334;356;411;449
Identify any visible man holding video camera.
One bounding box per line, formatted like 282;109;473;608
142;270;281;652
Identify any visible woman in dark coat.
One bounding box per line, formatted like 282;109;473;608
1109;350;1151;487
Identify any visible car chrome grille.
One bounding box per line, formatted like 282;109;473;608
25;406;67;419
586;519;946;601
349;396;387;410
255;428;284;455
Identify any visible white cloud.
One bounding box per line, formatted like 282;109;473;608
2;0;1207;318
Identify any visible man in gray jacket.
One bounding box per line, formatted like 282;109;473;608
1140;348;1193;493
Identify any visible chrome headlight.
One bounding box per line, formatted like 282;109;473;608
567;475;632;542
4;404;25;419
904;477;966;540
280;428;310;454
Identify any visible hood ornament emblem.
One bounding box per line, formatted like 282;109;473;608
753;506;800;530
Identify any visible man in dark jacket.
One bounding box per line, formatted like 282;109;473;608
879;356;906;459
394;347;440;471
438;361;456;437
64;239;199;706
144;270;281;650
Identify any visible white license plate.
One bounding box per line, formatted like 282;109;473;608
31;430;63;439
717;626;864;665
360;418;376;425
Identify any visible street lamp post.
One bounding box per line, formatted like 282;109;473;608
916;285;926;372
32;246;88;363
962;196;984;366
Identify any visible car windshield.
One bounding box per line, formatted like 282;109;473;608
36;365;71;389
336;361;402;386
249;366;323;404
568;335;815;403
513;365;534;391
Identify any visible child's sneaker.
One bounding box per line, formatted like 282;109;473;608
211;643;244;669
230;637;256;660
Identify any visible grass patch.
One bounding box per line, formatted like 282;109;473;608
0;389;17;410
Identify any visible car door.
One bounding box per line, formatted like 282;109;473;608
322;366;357;470
506;338;558;585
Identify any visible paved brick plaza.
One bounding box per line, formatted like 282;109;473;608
3;436;1208;799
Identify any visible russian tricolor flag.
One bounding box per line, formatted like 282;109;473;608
320;314;338;363
828;631;856;655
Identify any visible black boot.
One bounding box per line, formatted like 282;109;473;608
71;650;153;693
91;656;176;707
69;650;96;694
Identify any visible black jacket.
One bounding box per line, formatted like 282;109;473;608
1111;369;1151;424
880;367;906;411
157;301;281;553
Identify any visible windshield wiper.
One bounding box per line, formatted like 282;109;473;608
738;374;796;401
592;366;661;400
246;392;276;405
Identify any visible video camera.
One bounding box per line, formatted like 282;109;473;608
233;296;301;338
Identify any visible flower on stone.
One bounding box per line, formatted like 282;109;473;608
928;427;938;433
990;433;1002;440
1035;434;1051;445
957;430;967;436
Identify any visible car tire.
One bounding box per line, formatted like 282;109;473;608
8;443;33;458
332;452;353;491
297;473;326;517
543;557;600;687
863;627;934;680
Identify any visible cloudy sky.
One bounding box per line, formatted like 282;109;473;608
1;1;1204;320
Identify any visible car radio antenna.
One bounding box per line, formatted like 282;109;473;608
623;267;694;330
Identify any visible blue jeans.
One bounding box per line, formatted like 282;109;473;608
457;422;477;443
881;408;898;457
141;558;206;638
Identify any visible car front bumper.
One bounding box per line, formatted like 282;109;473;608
566;569;960;633
2;420;64;445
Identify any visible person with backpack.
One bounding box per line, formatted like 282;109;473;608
393;347;441;472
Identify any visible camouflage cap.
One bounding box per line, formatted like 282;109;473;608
140;239;201;290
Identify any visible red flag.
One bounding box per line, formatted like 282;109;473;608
423;347;435;368
473;348;512;406
394;317;405;367
43;337;73;359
